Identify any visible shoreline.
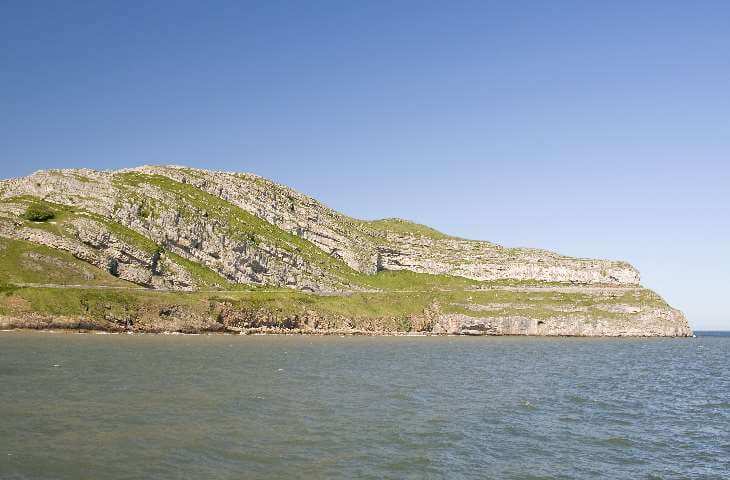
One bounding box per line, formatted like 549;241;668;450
0;327;695;338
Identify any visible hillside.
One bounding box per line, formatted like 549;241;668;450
0;166;691;336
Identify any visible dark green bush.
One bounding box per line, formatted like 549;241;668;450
23;203;55;222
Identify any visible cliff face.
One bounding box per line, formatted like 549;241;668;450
0;165;691;336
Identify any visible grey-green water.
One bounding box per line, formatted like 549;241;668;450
1;332;728;480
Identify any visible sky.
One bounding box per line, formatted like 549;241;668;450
1;1;728;330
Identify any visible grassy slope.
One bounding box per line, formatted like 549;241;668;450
0;237;133;288
2;195;243;290
364;218;452;240
4;196;159;253
0;281;671;333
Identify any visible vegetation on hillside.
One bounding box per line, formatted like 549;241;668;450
365;218;452;240
0;168;681;335
0;280;671;334
0;237;133;287
23;202;55;222
0;229;668;331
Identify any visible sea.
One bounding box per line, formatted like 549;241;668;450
1;331;728;479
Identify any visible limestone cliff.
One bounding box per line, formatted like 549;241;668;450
0;165;690;336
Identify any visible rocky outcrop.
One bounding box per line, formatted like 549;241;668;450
431;307;691;337
0;289;691;337
376;234;639;285
0;215;194;289
0;165;641;290
130;165;382;276
0;165;691;336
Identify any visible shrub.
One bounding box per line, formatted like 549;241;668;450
396;316;413;332
23;203;55;222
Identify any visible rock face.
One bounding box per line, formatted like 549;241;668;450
0;165;691;336
376;234;640;285
0;165;639;289
431;299;691;337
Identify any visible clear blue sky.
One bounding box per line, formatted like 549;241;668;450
1;1;728;329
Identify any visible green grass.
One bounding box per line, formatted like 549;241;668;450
0;238;661;325
70;173;94;183
84;211;159;253
0;278;671;333
352;269;477;290
115;172;294;245
364;218;452;240
3;196;73;236
0;237;133;287
0;281;19;296
163;250;248;290
0;286;435;331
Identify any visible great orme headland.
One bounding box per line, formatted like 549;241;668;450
0;165;690;336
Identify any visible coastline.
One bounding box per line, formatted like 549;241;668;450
0;327;695;338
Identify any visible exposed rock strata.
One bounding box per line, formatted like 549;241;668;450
431;308;690;337
0;166;639;289
0;165;691;337
0;295;692;337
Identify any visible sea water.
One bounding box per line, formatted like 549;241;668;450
1;332;728;479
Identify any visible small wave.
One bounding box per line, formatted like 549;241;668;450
601;436;633;447
568;395;589;404
558;415;580;423
608;418;634;427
